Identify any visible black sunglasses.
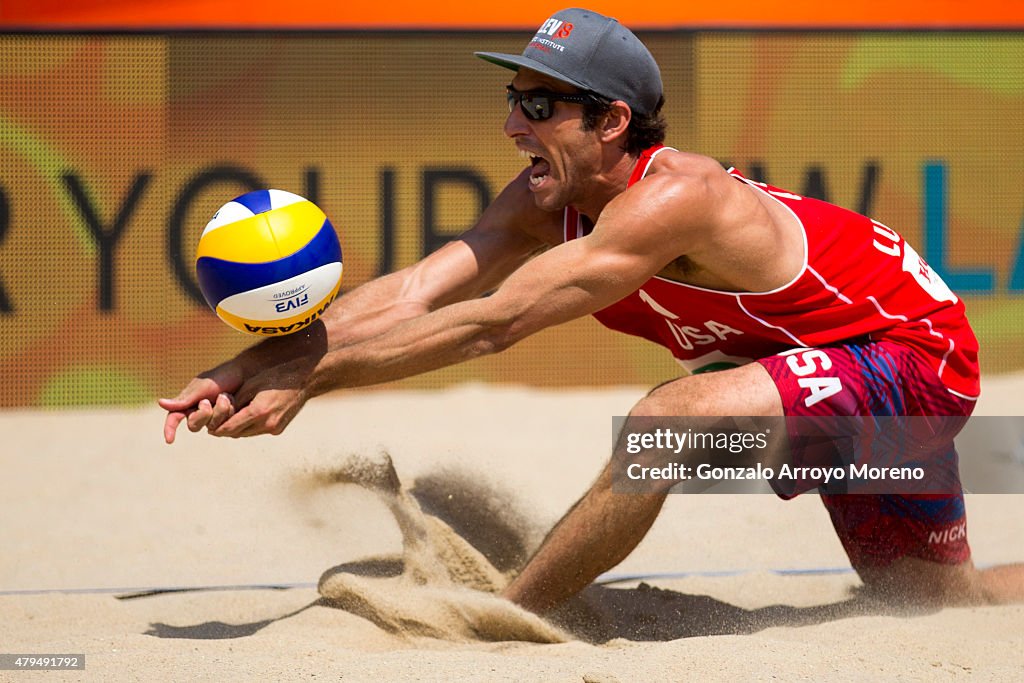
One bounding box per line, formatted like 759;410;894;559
506;84;604;121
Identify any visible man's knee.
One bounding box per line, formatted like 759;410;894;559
629;374;731;418
630;380;696;417
629;363;784;418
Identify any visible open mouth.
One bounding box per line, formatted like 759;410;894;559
521;150;551;187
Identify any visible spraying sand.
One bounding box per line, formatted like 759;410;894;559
313;450;568;642
1;384;1022;680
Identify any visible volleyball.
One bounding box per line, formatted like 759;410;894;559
195;189;343;336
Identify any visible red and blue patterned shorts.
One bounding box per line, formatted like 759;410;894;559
758;339;974;570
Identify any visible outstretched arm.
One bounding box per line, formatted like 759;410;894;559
161;161;734;442
160;172;550;443
201;167;717;439
185;217;665;438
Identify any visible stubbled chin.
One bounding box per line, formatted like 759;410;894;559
529;181;567;212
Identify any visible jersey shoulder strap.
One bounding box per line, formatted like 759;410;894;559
627;144;677;187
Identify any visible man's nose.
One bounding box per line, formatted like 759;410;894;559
504;101;531;138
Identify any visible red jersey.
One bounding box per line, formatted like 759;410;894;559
564;146;980;400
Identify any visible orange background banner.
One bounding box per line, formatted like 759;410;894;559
1;29;1022;407
2;0;1024;29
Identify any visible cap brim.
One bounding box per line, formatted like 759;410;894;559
474;51;590;92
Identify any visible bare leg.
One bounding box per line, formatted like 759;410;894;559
503;362;784;612
502;461;667;613
503;360;1024;613
860;557;1024;606
975;563;1024;603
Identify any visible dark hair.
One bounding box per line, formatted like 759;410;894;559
581;94;667;156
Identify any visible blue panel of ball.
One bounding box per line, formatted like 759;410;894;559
232;189;275;215
196;218;342;305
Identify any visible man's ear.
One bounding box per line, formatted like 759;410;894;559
599;101;632;143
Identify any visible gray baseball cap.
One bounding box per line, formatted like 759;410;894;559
475;8;663;117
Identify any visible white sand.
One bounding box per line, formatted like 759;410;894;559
1;378;1022;681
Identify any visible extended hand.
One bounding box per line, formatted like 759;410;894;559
159;327;328;443
158;361;245;444
160;356;319;443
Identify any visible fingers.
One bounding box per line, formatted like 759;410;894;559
209;394;296;438
186;393;239;432
163;411;187;444
160;362;249;444
206;392;236;431
160;375;301;442
186;398;214;433
158;380;219;413
162;392;237;444
176;397;277;439
209;403;267;438
158;363;245;412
